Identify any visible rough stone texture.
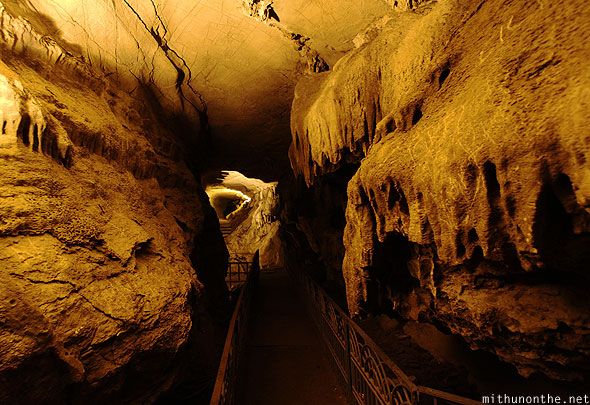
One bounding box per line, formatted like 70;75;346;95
0;20;227;404
279;166;357;288
383;0;434;12
0;0;400;180
210;171;283;269
290;0;590;382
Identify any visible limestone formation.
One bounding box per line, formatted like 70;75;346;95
0;10;227;403
289;0;590;381
0;0;398;180
383;0;433;12
1;0;589;398
208;171;283;270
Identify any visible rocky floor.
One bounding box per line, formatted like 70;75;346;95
357;315;590;398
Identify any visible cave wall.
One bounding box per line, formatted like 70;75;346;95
0;8;228;404
289;0;590;382
279;165;357;288
214;171;284;269
0;0;404;179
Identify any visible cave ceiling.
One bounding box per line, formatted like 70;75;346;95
1;0;400;179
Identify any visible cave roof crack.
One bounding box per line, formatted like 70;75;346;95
119;0;209;124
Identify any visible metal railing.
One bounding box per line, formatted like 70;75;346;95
288;266;481;405
226;259;253;290
417;386;481;405
210;252;259;405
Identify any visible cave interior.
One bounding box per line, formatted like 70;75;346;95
0;0;589;403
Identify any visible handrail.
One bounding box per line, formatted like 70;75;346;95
288;266;417;405
210;251;259;405
288;266;481;405
418;386;482;405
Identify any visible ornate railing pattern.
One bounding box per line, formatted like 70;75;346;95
210;252;259;405
289;267;481;405
289;267;417;405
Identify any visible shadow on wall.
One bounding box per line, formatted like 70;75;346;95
1;0;84;56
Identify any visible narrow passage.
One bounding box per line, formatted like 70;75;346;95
237;268;347;404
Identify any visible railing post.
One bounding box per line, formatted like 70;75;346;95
229;263;233;289
287;267;478;405
211;251;259;405
345;322;354;402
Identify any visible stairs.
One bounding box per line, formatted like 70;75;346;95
220;223;233;238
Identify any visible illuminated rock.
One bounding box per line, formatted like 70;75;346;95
290;0;590;381
0;30;226;405
206;170;283;269
0;0;395;178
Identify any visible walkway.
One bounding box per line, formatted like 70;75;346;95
237;268;347;405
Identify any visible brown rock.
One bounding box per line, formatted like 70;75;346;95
0;49;226;403
290;0;590;380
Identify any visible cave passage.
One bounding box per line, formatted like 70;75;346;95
205;185;251;220
236;267;346;404
2;0;590;403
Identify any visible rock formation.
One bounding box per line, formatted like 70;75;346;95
2;0;589;398
207;171;283;270
289;0;590;382
0;5;228;403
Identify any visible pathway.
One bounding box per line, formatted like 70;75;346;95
237;268;347;404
